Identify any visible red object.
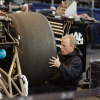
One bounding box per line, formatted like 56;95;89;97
24;4;28;12
9;23;14;28
13;4;18;6
51;9;56;11
60;3;63;7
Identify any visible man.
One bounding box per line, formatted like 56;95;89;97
29;35;83;94
48;35;83;91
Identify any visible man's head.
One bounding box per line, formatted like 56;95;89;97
60;35;77;55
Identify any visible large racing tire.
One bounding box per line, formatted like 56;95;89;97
8;12;56;86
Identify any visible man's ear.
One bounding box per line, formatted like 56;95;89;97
72;45;75;49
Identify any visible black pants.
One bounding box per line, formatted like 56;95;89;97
29;84;65;94
28;84;73;100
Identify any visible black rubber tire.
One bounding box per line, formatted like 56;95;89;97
8;12;56;86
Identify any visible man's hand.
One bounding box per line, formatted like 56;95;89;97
48;55;60;68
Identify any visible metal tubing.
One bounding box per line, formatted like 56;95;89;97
0;79;11;98
0;68;24;97
63;23;67;30
0;68;9;77
92;0;94;9
0;68;13;97
51;25;63;29
49;21;63;25
8;53;17;76
15;47;25;97
54;31;62;35
13;93;19;97
13;74;20;79
8;23;9;33
15;47;21;74
52;28;64;32
4;27;15;42
8;77;12;96
11;79;23;96
67;22;72;34
0;42;18;45
91;0;94;43
51;0;54;7
0;46;25;98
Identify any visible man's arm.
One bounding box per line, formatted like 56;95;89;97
48;56;82;80
58;57;82;80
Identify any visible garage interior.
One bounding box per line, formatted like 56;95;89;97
0;0;100;100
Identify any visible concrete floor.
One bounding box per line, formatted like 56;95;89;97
74;45;100;100
74;96;100;100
